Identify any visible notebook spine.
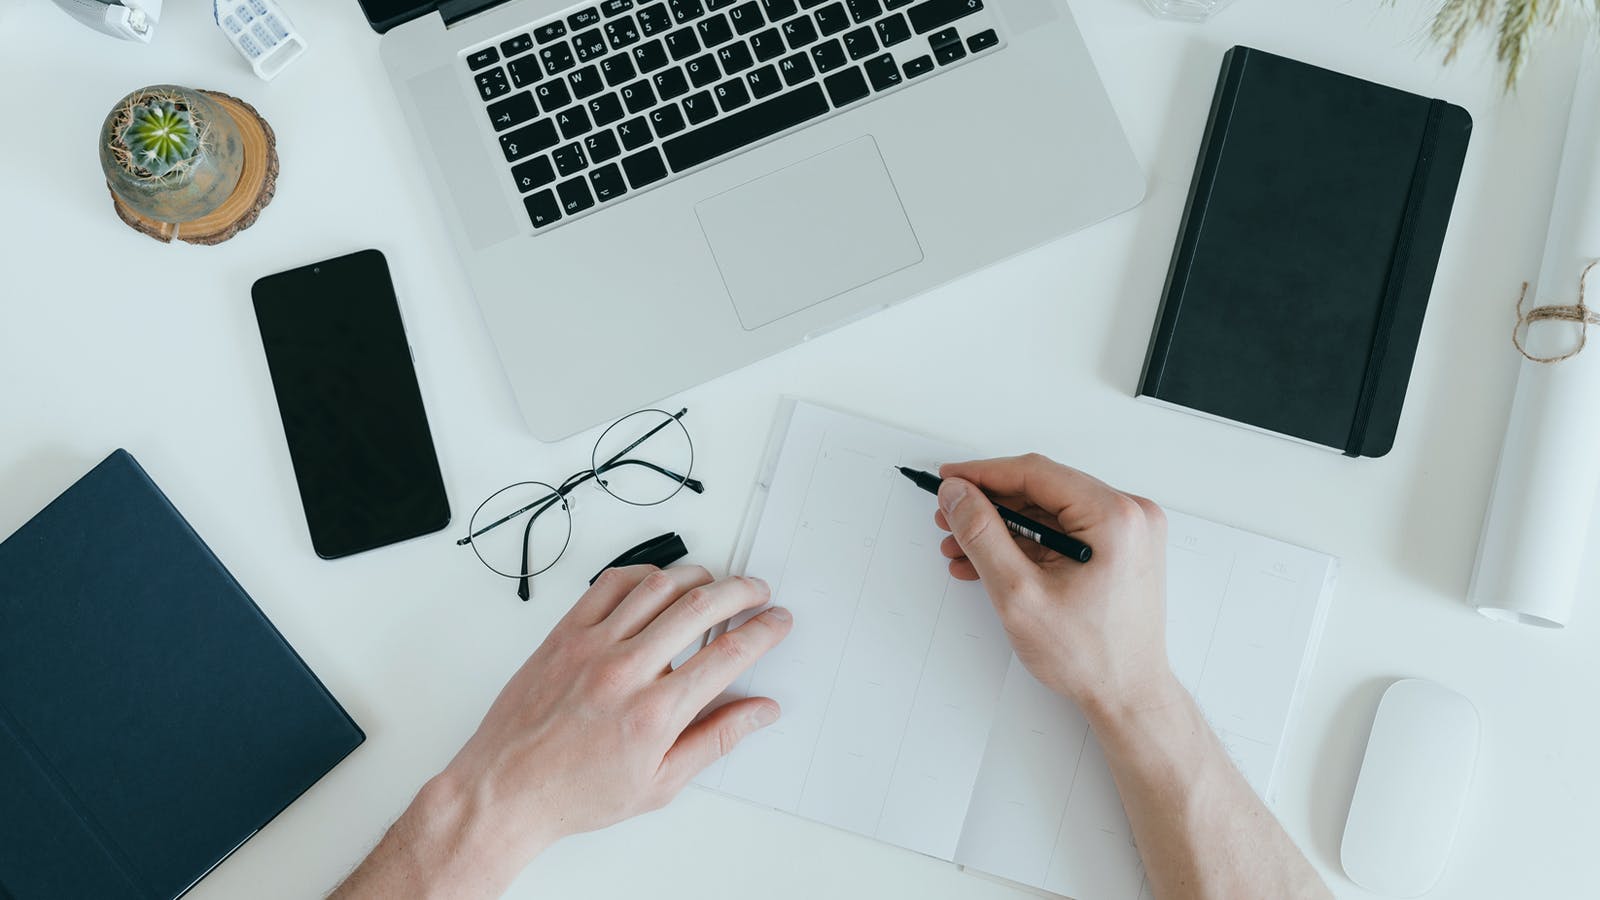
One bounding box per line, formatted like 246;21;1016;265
1139;46;1253;398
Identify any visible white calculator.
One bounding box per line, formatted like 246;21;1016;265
214;0;305;80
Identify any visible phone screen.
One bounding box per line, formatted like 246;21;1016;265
252;249;450;558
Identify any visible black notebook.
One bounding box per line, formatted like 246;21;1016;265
1138;46;1471;457
0;451;365;899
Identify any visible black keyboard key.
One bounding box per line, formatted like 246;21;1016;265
654;66;691;98
468;47;500;70
800;0;826;8
686;53;720;86
762;0;798;18
698;12;735;45
586;128;623;162
487;91;538;131
617;116;653;149
934;39;964;64
503;34;536;57
622;147;670;187
746;63;782;97
525;189;561;227
778;51;815;84
622;79;657;112
683;89;719;124
903;53;932;77
589;92;626;125
570;7;603;28
668;0;704;23
783;16;818;48
823;65;868;105
715;77;751;110
556;104;593;139
509;56;544;87
842;26;876;59
730;1;764;33
512;155;557;192
750;28;786;60
540;43;576;75
718;42;755;72
476;68;511;100
606;16;642;48
557;176;596;214
536;79;573;112
875;12;910;45
884;0;912;7
810;38;846;72
907;0;981;33
846;0;880;22
864;52;901;89
665;26;701;59
604;0;636;15
967;27;997;52
632;38;670;71
569;64;604;98
554;141;589;175
814;2;850;35
638;2;673;33
651;103;688;136
500;119;559;160
706;0;736;9
600;54;637;85
928;26;959;48
574;28;608;61
535;22;568;43
590;163;629;201
663;81;828;170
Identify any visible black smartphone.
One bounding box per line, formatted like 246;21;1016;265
252;249;450;559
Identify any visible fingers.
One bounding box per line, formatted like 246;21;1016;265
633;575;773;661
941;455;1125;529
606;565;716;638
665;606;793;724
564;565;659;627
938;477;1036;593
656;697;780;792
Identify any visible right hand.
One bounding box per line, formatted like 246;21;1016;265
934;454;1174;716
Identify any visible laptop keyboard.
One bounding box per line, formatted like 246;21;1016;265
465;0;1004;232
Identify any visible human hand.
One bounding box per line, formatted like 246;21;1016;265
934;455;1173;716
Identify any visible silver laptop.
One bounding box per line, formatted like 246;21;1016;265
379;0;1144;440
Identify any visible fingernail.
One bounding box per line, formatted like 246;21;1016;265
765;606;792;623
752;704;779;727
750;576;770;592
938;479;968;514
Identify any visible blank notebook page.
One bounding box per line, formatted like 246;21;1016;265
698;402;1338;899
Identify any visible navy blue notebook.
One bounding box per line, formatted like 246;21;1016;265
0;451;365;899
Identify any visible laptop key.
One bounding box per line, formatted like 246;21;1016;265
864;52;901;89
556;104;593;139
902;53;932;77
553;142;589;175
468;47;500;70
842;26;876;59
500;119;559;161
475;68;511;101
525;189;562;227
698;12;734;45
934;39;964;64
810;38;846;72
650;103;687;137
686;53;720;86
718;42;755;73
715;77;751;110
601;54;637;85
928;27;958;49
569;64;604;98
632;38;670;71
512;155;557;192
621;78;657;111
487;91;538;131
617;116;653;149
746;63;782;97
662;81;827;170
540;43;576;75
536;79;573;112
966;27;997;52
683;90;718;124
557;176;596;214
535;22;568;43
590;163;629;201
621;147;670;187
667;0;704;24
706;0;736;9
907;0;981;33
761;0;798;19
574;28;608;61
589;92;626;125
569;7;603;29
603;0;636;15
782;16;818;48
664;27;701;59
606;16;642;48
883;0;912;7
730;2;764;34
814;2;849;35
875;12;910;45
586;129;623;162
653;66;691;99
778;51;815;84
502;34;536;57
750;28;785;60
823;65;868;105
637;2;673;34
845;0;880;22
509;56;544;87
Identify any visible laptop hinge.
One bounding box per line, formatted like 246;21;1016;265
439;0;512;26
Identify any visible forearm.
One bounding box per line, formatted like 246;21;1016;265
1084;676;1329;900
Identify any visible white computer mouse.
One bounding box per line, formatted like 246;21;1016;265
1340;678;1479;897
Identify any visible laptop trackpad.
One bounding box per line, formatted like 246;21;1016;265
695;136;923;331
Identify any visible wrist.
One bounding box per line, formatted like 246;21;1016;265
392;770;559;897
1076;666;1188;735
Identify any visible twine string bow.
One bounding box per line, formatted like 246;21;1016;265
1514;260;1600;364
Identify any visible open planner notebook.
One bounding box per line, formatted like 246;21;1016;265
696;401;1338;899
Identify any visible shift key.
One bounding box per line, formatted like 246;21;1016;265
662;82;829;171
906;0;982;33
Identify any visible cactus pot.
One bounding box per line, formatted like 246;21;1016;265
100;86;246;224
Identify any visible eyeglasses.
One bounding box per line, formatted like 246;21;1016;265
458;408;703;600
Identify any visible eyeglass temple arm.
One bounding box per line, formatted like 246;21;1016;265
517;473;591;600
596;457;705;494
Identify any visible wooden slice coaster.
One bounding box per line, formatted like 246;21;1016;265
110;91;279;246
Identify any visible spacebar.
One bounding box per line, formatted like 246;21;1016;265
663;84;831;172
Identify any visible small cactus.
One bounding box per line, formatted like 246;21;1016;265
119;99;198;178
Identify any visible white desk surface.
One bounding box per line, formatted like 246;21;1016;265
2;1;1596;897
